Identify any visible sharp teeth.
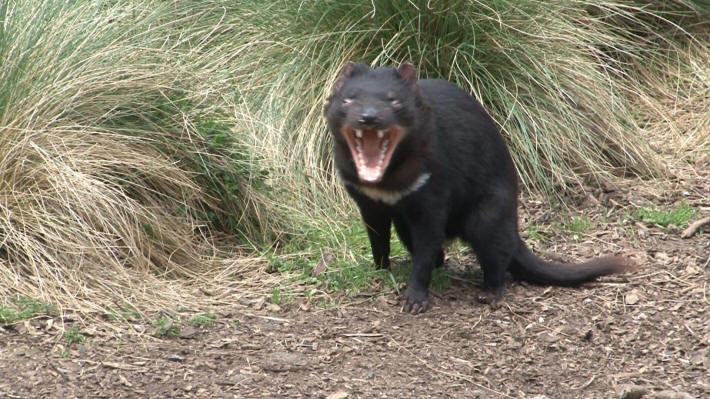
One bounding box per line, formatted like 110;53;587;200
377;130;384;139
355;129;363;138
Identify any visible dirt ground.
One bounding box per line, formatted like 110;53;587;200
1;163;709;399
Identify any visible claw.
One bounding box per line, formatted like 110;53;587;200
400;294;430;314
476;290;502;309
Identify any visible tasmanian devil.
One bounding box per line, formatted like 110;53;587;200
324;62;634;314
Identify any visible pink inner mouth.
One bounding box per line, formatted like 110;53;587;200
342;126;402;183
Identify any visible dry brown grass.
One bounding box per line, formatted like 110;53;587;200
0;1;290;317
637;42;710;162
0;125;281;314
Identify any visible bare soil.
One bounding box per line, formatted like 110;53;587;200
1;165;709;399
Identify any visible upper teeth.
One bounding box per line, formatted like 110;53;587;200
355;129;363;138
377;130;384;138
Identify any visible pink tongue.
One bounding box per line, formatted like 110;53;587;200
358;130;385;182
361;131;382;168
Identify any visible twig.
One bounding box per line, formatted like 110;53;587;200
243;313;291;323
681;216;710;238
573;374;596;390
49;364;69;382
101;361;147;371
342;333;383;338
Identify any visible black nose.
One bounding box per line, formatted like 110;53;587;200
358;107;379;125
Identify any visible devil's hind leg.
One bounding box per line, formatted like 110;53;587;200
463;197;519;302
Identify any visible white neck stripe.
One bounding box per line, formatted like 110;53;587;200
351;173;431;205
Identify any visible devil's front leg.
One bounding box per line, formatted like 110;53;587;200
349;190;392;269
398;200;447;314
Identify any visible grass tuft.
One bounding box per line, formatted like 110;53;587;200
190;312;217;328
64;327;85;345
635;202;697;229
0;297;55;324
153;317;180;338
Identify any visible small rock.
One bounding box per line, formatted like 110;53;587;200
648;391;694;399
541;333;559;344
62;313;79;322
266;303;281;312
118;374;132;387
690;351;706;365
179;325;199;339
252;298;266;310
326;391;349;399
261;351;309;372
625;290;641;305
161;318;174;331
617;384;652;399
312;252;335;277
654;252;670;264
582;329;593;341
165;354;185;362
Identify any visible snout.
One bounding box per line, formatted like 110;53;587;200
358;107;380;126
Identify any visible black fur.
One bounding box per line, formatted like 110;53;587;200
325;62;633;314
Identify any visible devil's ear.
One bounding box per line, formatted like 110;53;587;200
396;62;418;88
334;62;369;92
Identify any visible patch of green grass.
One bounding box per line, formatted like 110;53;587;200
189;312;217;328
0;308;15;324
634;202;696;229
270;217;459;300
321;261;390;296
270;218;414;289
153;317;180;338
64;327;85;345
270;286;294;305
527;224;551;242
386;264;452;294
0;297;55;324
562;216;592;242
564;216;592;233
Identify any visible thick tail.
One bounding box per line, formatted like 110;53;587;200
510;239;634;286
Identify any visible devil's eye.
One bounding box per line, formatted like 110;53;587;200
390;99;401;108
343;98;353;105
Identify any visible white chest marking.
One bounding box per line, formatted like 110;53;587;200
352;173;431;205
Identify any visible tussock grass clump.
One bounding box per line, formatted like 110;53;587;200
0;1;283;313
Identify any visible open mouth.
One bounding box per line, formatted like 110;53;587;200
342;125;402;183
